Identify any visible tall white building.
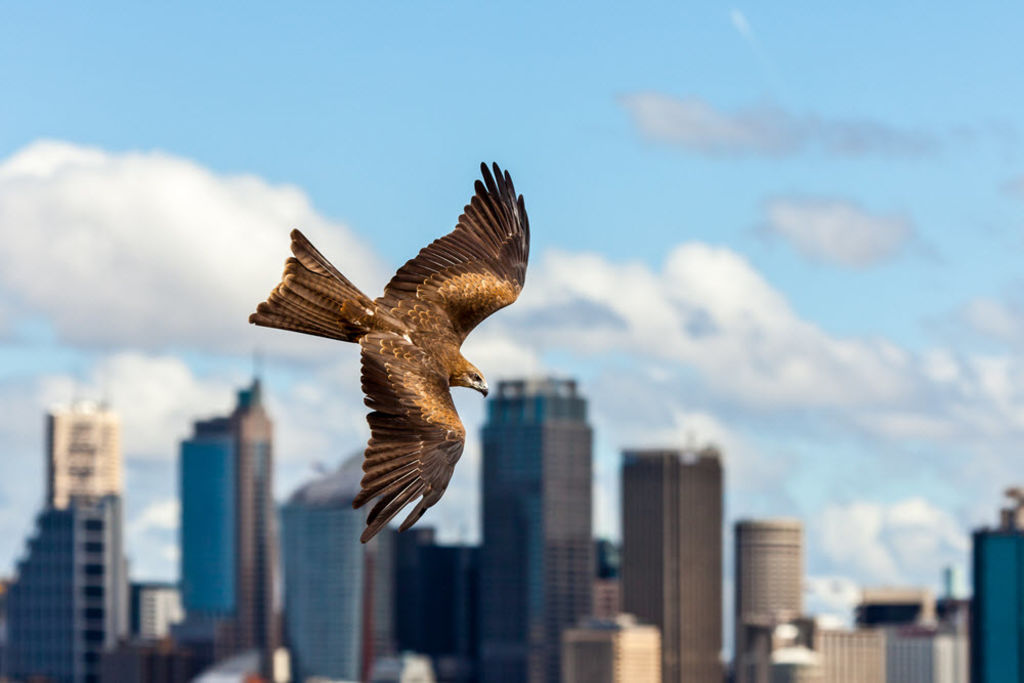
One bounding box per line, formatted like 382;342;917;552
130;582;184;640
47;402;121;509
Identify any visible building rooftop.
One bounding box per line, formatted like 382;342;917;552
494;377;578;399
287;454;363;507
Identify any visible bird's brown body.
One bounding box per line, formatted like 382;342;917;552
250;163;529;542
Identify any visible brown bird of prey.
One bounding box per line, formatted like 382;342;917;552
250;163;529;542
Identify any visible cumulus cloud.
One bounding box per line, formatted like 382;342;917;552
761;198;913;267
805;575;861;624
958;296;1024;344
619;93;936;158
0;140;388;356
816;498;968;586
508;245;919;411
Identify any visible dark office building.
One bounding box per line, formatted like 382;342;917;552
6;496;128;683
479;378;593;683
393;528;479;682
855;587;934;627
99;639;205;683
368;525;398;662
595;539;620;580
178;379;278;675
972;488;1024;683
621;447;723;683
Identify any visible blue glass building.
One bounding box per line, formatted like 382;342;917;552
179;417;236;616
972;489;1024;682
281;456;366;683
177;379;277;675
479;378;593;683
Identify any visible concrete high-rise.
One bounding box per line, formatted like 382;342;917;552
7;496;128;683
178;379;277;674
734;519;804;683
479;378;593;683
281;456;366;683
562;615;661;683
46;402;121;510
971;487;1024;682
621;447;723;683
813;626;885;683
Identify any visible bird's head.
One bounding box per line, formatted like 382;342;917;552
452;361;489;398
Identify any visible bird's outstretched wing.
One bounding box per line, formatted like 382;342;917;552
354;331;466;542
375;162;530;342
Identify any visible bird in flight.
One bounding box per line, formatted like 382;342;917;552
250;163;529;542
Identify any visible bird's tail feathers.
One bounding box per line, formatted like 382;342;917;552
249;229;381;342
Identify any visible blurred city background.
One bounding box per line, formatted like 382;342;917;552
2;2;1024;682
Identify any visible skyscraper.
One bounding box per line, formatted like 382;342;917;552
7;403;127;683
393;527;480;682
621;447;723;683
480;378;593;683
281;456;366;683
971;488;1024;682
178;379;277;673
7;496;128;683
734;519;804;683
46;402;121;510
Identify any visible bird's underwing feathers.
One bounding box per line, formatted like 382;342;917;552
354;332;465;543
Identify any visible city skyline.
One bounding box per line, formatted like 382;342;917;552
2;0;1021;633
0;375;998;682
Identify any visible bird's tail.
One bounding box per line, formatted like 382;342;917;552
250;230;386;342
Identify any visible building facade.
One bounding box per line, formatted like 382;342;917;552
7;496;128;683
562;615;661;683
855;587;935;628
130;582;184;641
178;379;277;674
393;527;479;682
281;456;366;683
734;519;804;683
885;626;968;683
814;626;885;683
621;447;723;683
46;402;122;510
480;378;593;683
971;488;1024;683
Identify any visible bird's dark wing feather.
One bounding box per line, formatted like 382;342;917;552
354;332;466;542
375;162;530;342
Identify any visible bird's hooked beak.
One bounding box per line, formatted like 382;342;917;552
476;380;489;398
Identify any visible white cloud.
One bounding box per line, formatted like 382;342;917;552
959;297;1024;344
762;198;912;267
805;575;861;624
127;498;180;536
619;93;936;158
0;140;388;356
816;498;968;586
510;245;919;412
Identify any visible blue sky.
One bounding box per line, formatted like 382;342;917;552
2;1;1023;622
